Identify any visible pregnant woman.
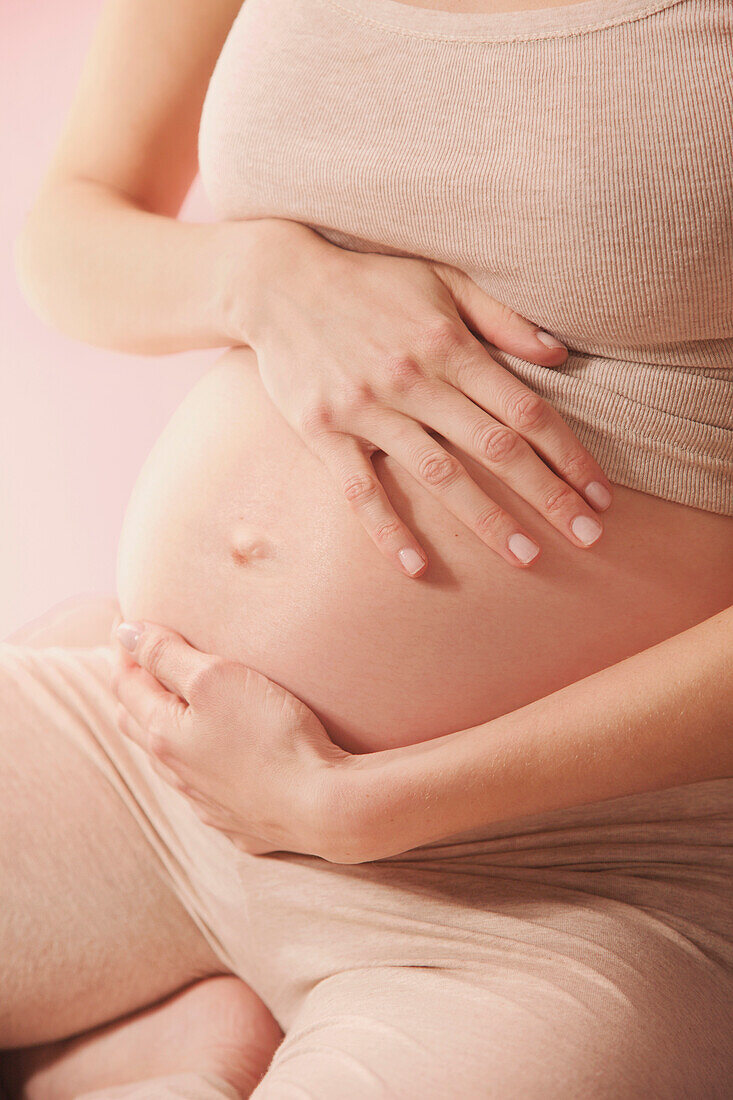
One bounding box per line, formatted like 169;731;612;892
3;0;733;1096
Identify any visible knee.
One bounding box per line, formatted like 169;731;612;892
251;968;733;1100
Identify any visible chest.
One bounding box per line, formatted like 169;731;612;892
199;0;733;346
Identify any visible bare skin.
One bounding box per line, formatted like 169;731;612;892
117;352;731;754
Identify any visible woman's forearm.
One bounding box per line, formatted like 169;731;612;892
344;605;733;861
15;184;282;355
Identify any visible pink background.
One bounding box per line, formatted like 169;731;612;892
1;0;214;639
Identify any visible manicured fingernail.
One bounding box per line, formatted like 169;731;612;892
116;621;143;651
398;548;425;576
571;516;603;546
507;533;540;564
536;330;564;349
585;481;612;510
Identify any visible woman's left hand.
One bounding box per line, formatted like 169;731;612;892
110;620;353;860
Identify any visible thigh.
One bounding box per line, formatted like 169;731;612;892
5;593;122;648
251;950;733;1100
0;636;223;1048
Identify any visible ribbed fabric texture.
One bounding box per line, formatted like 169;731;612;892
198;0;733;514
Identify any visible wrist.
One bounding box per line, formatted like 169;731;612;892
312;748;423;864
306;753;384;864
212;217;330;347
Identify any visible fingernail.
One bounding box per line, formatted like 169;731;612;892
571;516;603;546
507;533;540;564
398;548;425;576
536;330;564;349
116;621;143;652
585;481;612;510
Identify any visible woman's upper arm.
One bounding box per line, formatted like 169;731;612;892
40;0;243;216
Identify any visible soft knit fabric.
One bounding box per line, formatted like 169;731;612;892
3;637;732;1098
199;0;733;513
78;1075;241;1100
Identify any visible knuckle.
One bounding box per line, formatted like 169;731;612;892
342;473;380;506
373;519;402;545
195;806;218;829
474;504;507;538
475;424;520;464
188;657;228;706
494;300;521;328
543;483;576;515
504;389;547;431
383;354;425;395
339;382;374;416
148;731;170;761
165;769;186;793
448;354;474;389
144;635;170;680
418;317;465;361
299;401;334;437
416;449;461;488
558;448;591;483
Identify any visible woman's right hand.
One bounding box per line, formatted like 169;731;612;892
233;218;613;576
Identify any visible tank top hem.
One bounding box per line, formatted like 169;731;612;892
198;0;733;515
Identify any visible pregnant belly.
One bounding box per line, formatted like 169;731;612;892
117;348;733;753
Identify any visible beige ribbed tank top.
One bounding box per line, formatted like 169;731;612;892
198;0;733;514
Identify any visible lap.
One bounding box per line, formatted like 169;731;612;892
231;782;733;1098
253;953;733;1099
0;598;222;1047
4;596;731;1097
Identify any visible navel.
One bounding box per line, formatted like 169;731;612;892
230;529;273;567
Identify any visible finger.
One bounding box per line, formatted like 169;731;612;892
109;608;123;646
114;698;149;751
405;380;604;549
368;411;541;568
177;783;221;814
173;778;228;822
312;432;428;578
446;341;613;512
149;755;192;792
111;642;135;682
115;621;217;702
114;663;187;756
433;263;568;367
182;791;239;832
115;701;181;779
116;700;202;792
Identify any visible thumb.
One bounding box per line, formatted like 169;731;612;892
433;262;568;367
115;620;213;701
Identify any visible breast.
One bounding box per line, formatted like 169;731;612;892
199;0;733;358
116;350;733;753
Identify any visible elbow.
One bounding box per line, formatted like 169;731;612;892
13;194;64;332
14;208;45;317
13;178;113;346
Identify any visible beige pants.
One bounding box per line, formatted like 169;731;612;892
2;600;733;1098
